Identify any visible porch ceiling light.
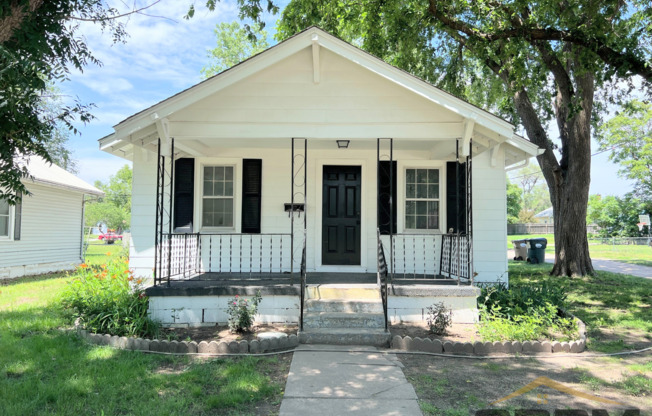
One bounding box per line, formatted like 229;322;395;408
337;140;350;149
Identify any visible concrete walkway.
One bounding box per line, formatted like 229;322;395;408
279;345;422;416
508;249;652;279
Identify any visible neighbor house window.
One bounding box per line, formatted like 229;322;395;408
202;166;234;227
405;168;440;230
0;199;10;237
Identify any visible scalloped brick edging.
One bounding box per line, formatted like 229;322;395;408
76;328;299;355
391;313;587;355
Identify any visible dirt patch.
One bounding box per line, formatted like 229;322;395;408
247;353;292;416
390;322;480;343
162;323;298;343
399;352;651;414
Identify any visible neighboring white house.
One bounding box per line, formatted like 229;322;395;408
0;156;104;279
534;207;554;224
99;27;540;329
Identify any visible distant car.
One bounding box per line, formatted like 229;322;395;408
98;230;122;244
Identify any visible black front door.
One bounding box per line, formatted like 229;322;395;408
322;165;362;265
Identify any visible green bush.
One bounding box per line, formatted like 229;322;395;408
426;302;452;335
61;255;159;337
477;283;576;342
227;292;262;333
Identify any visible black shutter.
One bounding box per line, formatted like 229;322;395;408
446;161;467;234
13;191;22;240
174;158;194;233
378;161;397;235
241;159;262;234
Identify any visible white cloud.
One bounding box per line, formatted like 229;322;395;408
79;77;133;95
77;156;132;185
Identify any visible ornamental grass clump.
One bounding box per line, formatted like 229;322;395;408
227;292;262;333
61;253;159;337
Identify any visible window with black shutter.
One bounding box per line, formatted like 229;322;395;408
241;159;262;234
174;158;195;233
446;161;467;234
378;160;397;235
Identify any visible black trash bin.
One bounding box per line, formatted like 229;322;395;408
527;238;547;264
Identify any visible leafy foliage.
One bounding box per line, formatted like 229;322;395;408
506;180;521;224
201;21;269;78
61;251;158;337
85;165;132;231
596;100;652;199
226;292;262;333
477;282;576;342
426;302;452;335
587;194;652;237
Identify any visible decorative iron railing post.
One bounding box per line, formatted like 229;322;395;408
166;138;175;287
300;244;306;332
154;138;161;286
377;229;389;332
467;140;474;285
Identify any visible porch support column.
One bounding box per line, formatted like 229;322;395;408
461;119;474;157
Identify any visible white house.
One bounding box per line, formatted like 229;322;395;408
534;207;554;224
0;156;104;279
99;27;540;341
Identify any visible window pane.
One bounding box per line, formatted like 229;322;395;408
406;184;416;198
417;184;427;199
215;166;224;181
416;201;427;215
0;200;8;215
0;217;7;236
428;184;439;199
428;201;439;215
406;201;416;215
428;214;439;229
405;215;415;229
225;166;233;180
406;169;415;184
416;216;427;229
417;169;428;184
224;180;233;197
214;181;224;197
428;169;439;184
203;180;213;196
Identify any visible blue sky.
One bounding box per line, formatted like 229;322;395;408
61;1;634;196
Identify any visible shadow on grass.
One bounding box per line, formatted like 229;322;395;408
508;262;652;349
0;303;286;415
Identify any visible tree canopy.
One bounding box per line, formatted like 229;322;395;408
273;0;652;276
201;21;269;78
85;165;132;232
596;100;652;199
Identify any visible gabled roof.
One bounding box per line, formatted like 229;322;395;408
99;26;540;163
534;207;554;218
18;156;104;196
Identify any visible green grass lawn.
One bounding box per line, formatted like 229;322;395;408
509;261;652;351
0;268;288;415
83;241;126;265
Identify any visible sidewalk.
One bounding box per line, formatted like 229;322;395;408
279;345;422;416
507;250;652;279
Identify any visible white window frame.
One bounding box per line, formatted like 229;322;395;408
195;158;241;233
0;198;14;241
397;161;445;234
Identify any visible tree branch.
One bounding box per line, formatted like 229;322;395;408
0;0;44;44
67;0;163;22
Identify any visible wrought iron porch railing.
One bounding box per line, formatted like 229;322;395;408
156;232;293;285
377;229;389;331
378;232;473;284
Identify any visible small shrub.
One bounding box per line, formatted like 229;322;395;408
477;283;576;342
426;302;452;335
227;292;262;333
61;254;159;337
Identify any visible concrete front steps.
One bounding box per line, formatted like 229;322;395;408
298;285;391;347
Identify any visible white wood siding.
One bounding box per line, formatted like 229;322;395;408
0;183;84;278
471;149;508;283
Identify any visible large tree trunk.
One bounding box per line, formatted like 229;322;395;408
511;74;595;276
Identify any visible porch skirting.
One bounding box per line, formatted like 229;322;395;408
146;284;480;327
